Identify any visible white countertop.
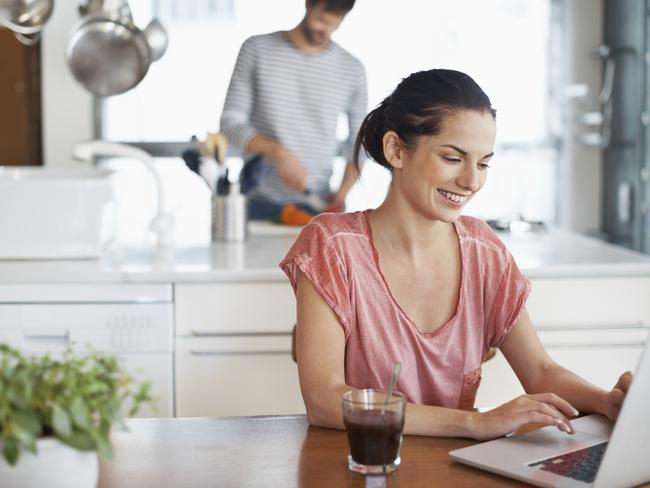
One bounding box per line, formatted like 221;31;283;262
0;224;649;284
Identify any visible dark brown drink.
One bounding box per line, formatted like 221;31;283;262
343;408;404;466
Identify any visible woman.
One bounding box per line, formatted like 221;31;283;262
279;69;631;439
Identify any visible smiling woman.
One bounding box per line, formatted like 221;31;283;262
352;70;496;223
280;68;633;441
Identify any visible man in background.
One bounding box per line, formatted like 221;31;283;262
219;0;367;223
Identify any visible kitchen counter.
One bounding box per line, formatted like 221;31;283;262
1;225;650;284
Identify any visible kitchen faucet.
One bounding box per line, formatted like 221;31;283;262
72;140;174;248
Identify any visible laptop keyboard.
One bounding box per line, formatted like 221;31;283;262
528;441;608;484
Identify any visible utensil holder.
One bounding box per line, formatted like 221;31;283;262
211;194;248;242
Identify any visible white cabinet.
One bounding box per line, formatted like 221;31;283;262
0;284;175;418
476;277;650;409
176;336;303;416
174;282;305;417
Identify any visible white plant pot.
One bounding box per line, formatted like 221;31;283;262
0;437;98;488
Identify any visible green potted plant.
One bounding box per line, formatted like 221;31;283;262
0;344;154;488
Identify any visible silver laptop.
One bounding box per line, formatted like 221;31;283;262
449;340;650;488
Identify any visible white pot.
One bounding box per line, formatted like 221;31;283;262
0;437;98;488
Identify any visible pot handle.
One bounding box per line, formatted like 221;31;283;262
143;18;168;62
14;32;42;46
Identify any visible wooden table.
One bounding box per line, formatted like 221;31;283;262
98;415;528;487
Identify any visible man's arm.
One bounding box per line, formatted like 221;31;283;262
246;135;307;192
219;38;306;192
219;38;258;152
332;62;368;207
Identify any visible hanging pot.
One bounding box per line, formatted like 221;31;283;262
66;0;168;96
0;0;54;45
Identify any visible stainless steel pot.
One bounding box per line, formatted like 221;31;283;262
0;0;54;45
66;0;168;96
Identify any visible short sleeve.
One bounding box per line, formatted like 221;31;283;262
485;251;531;348
279;221;352;336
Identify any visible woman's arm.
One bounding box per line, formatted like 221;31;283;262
296;271;577;439
500;309;632;420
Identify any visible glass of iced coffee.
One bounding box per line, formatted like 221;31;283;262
341;389;407;474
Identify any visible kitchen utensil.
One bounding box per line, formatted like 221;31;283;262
199;156;219;193
212;193;248;242
239;154;263;194
380;362;402;415
216;168;230;196
302;190;327;213
182;148;216;193
0;0;53;44
66;0;168;96
181;148;201;175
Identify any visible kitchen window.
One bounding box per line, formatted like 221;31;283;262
100;0;558;233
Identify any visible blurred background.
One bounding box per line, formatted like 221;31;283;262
2;0;648;253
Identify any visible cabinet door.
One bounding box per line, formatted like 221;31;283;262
175;336;305;417
526;277;650;326
175;283;296;335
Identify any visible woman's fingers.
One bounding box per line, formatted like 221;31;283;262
507;394;577;434
523;411;570;432
614;371;633;394
520;410;559;427
531;402;575;434
529;393;579;418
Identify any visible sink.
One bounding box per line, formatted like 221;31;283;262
0;167;115;259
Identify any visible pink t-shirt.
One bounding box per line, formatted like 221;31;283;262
280;210;531;409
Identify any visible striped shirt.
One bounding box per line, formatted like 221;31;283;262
219;31;367;204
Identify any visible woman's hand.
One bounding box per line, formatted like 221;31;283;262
475;393;579;441
600;371;633;421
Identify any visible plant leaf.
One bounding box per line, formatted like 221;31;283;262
13;425;37;454
91;431;113;460
69;397;90;429
60;430;96;451
13;410;42;437
51;404;72;438
3;440;19;466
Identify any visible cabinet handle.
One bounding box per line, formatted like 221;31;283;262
536;321;649;331
545;341;646;349
23;329;70;340
189;350;292;356
190;330;291;337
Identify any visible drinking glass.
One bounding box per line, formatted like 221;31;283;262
341;389;406;474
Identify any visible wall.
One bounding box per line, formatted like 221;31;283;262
41;3;93;167
557;0;605;234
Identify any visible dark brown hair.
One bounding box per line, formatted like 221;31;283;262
353;69;496;171
307;0;356;14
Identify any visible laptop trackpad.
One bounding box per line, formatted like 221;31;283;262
517;428;605;459
570;414;614;438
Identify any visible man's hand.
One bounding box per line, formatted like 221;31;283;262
601;371;633;420
275;147;307;192
324;192;346;213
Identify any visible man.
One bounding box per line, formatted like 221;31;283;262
219;0;367;222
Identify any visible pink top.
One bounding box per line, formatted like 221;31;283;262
280;210;531;409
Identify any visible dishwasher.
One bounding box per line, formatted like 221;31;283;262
0;283;174;417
